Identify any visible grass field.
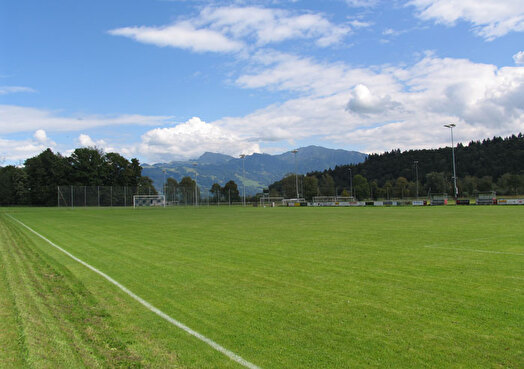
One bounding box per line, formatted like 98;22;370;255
0;206;522;368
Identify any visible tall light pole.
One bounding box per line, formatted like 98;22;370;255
193;163;198;206
414;161;419;199
348;168;353;198
292;149;299;199
240;154;246;206
162;169;167;196
444;123;458;199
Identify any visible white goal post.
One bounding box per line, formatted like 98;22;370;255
133;195;166;208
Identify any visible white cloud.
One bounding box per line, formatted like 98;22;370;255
0;86;36;95
216;52;524;152
109;22;244;53
77;134;112;151
514;51;524;65
408;0;524;40
346;84;400;114
33;129;48;143
201;6;350;47
345;0;378;7
0;137;55;164
0;105;172;134
348;20;373;29
108;6;351;53
137;117;260;162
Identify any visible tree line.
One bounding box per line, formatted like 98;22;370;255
269;134;524;200
163;177;242;205
0;148;153;206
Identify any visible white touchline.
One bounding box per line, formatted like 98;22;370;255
424;245;524;256
6;214;262;369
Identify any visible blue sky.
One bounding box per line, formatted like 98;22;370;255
1;0;523;165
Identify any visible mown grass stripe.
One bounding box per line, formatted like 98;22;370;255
6;213;262;369
424;245;524;256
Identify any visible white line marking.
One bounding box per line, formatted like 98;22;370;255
424;245;524;256
6;214;262;369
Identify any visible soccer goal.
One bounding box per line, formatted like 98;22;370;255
133;195;166;208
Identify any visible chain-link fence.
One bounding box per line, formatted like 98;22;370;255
56;185;251;207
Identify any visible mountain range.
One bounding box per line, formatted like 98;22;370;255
142;146;367;195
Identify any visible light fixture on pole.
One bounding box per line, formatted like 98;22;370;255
240;154;246;206
444;123;458;199
292;149;299;199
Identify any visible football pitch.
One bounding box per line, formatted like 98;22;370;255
1;206;522;368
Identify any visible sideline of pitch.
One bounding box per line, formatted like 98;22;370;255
5;213;262;369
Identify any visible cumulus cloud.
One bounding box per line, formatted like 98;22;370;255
0;105;172;134
0;136;56;164
77;134;113;151
108;6;351;53
346;84;400;114
33;129;48;143
514;51;524;65
137;117;260;162
408;0;524;40
218;52;524;152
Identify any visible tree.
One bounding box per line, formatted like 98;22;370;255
179;176;196;205
222;180;240;202
137;176;157;195
210;183;222;202
105;152;132;185
69;147;106;186
24;148;70;205
281;174;297;198
319;173;335;196
477;176;494;192
303;176;319;200
353;174;369;200
425;172;448;194
165;178;178;202
0;166;29;205
395;177;409;199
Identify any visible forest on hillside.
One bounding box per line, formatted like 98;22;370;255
269;134;524;200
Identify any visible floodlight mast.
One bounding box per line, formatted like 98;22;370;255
292;149;299;199
240;154;246;206
444;123;458;199
162;169;166;196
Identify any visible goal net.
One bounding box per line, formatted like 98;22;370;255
133;195;166;208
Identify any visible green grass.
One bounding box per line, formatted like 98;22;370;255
1;206;523;368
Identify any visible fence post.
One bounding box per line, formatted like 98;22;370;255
98;186;100;207
110;186;113;207
71;185;74;209
57;186;59;207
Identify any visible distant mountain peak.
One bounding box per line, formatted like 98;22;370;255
197;152;234;165
143;146;366;195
